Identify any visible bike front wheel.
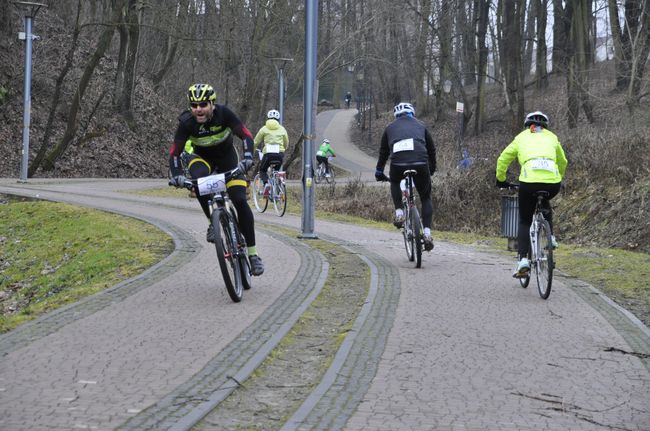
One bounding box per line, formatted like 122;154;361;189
411;206;423;268
252;174;268;213
272;181;287;216
212;210;244;302
535;218;554;299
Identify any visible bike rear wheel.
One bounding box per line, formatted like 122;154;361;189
411;206;423;268
273;181;287;216
535;218;554;299
252;174;268;213
212;210;244;302
402;208;415;262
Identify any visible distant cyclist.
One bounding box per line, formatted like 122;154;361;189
496;111;568;278
344;91;352;109
254;109;289;196
375;102;436;251
168;83;264;276
316;138;336;177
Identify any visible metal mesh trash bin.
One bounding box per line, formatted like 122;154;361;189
501;195;519;251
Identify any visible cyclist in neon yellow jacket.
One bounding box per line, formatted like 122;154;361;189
496;111;568;277
254;109;289;192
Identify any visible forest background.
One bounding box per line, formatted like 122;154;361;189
0;0;648;253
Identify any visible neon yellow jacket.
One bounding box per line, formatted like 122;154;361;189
254;119;288;154
496;127;568;184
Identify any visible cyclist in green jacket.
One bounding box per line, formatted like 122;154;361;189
254;109;289;196
496;111;568;278
316;139;336;177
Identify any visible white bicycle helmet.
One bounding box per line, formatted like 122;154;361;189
267;109;280;120
524;111;549;128
322;138;330;144
393;102;415;118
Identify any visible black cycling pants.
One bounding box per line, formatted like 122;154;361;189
259;152;284;183
187;153;256;248
518;182;561;259
316;155;330;173
389;164;433;229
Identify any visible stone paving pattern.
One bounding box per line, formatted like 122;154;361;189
0;110;648;430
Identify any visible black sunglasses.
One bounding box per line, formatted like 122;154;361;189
190;101;210;109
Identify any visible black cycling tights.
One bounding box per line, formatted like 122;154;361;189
517;182;561;259
188;155;256;248
196;186;256;248
388;164;433;229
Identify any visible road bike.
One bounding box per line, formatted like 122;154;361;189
171;166;252;302
314;157;335;185
251;160;287;217
398;170;424;268
502;185;555;299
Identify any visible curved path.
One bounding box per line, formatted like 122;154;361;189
0;109;648;430
316;109;377;182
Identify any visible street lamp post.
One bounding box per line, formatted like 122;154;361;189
300;0;318;239
271;58;293;124
14;1;46;182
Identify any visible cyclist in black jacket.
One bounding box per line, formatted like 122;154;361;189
375;102;437;251
168;83;264;276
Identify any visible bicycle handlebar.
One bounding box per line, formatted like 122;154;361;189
168;166;243;190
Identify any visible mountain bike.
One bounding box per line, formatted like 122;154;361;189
251;160;287;216
314;157;335;185
399;170;424;268
171;166;252;302
502;185;555;299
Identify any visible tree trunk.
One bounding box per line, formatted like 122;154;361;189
42;0;124;170
535;0;549;90
566;0;594;128
29;0;83;177
552;0;568;74
499;0;525;133
474;0;490;135
117;0;140;129
415;0;432;115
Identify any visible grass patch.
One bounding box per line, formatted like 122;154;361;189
195;235;369;429
0;199;173;333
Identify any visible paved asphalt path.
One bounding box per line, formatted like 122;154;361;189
0;110;649;430
316;109;377;182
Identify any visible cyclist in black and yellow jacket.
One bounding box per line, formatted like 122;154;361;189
169;83;264;276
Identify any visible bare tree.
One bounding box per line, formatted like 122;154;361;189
566;0;595;128
474;0;491;134
498;0;526;132
535;0;549;90
42;0;125;170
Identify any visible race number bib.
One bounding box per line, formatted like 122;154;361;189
266;144;280;154
197;174;227;196
393;138;414;153
530;158;555;172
